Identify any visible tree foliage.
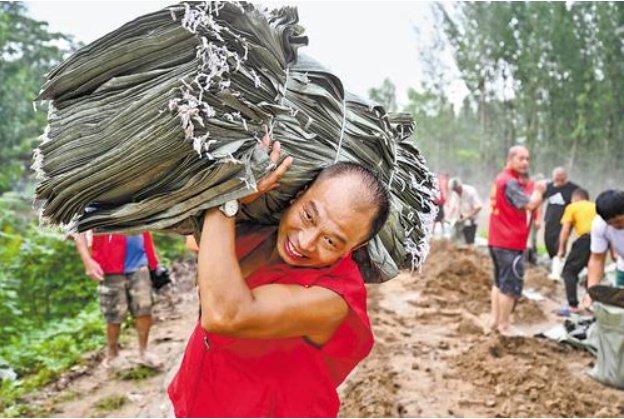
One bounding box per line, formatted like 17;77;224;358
393;2;624;192
0;2;71;192
368;77;398;112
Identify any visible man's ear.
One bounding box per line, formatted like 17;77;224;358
352;241;369;251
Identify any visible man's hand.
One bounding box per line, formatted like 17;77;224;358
85;258;104;282
581;294;592;309
533;219;542;230
534;180;547;194
240;127;293;205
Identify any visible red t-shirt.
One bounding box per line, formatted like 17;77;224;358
488;168;534;251
168;228;374;417
91;233;158;274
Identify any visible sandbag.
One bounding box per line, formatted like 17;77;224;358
33;2;437;283
588;302;624;389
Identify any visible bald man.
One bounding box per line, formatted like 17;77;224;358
541;167;578;259
488;146;546;335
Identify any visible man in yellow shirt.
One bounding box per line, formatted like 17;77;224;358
557;188;596;315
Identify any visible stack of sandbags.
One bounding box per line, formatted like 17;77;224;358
34;1;437;282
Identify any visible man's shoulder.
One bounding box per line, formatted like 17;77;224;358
591;216;607;234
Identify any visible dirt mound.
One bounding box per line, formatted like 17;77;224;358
525;266;560;298
421;241;492;314
451;335;624;417
515;298;547;324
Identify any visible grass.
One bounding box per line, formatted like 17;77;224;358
93;394;128;413
114;365;160;381
54;389;81;403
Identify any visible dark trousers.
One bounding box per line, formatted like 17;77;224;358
562;234;591;308
544;225;561;259
463;224;477;244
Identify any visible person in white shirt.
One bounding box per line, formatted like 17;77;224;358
584;190;624;307
445;177;483;245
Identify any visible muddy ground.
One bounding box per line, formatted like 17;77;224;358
338;240;623;417
23;240;624;417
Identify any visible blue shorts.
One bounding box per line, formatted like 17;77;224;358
489;247;524;298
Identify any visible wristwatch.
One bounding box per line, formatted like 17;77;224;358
218;199;239;218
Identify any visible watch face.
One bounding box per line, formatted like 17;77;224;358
224;200;238;217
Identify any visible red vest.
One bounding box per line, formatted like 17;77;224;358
488;168;533;251
168;228;374;417
91;233;158;274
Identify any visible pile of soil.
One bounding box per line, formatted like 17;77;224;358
339;240;623;418
421;240;546;324
451;335;624;417
525;266;559;298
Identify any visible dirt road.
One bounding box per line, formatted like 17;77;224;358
25;241;624;417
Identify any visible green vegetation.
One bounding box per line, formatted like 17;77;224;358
93;394;128;413
372;2;624;194
115;365;161;381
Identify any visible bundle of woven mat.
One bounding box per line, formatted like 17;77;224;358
34;1;437;283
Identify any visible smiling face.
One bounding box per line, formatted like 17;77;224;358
607;214;624;230
276;174;377;268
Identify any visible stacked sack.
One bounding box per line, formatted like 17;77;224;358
34;1;437;282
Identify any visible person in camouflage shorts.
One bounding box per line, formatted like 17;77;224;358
74;231;163;369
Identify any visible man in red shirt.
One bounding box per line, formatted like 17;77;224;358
74;232;161;368
488;145;546;336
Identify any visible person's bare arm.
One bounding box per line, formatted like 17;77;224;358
524;189;545;211
587;252;606;289
197;209;348;343
557;222;572;258
582;251;607;308
185;235;199;253
196;130;346;344
505;180;545;212
463;203;482;221
74;233;104;281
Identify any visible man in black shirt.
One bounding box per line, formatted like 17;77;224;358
541;167;578;259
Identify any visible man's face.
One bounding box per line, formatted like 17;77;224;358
607;214;624;230
552;169;567;186
509;148;530;175
276;175;374;268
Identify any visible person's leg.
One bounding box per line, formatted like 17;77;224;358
463;223;477;245
128;269;160;366
561;235;591;309
97;275;128;363
544;226;560;259
489;247;501;329
106;323;122;358
135;315;153;355
490;286;500;329
495;249;524;334
497;292;517;332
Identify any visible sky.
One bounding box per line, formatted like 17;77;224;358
25;1;467;108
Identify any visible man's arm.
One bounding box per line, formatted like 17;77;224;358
74;233;104;281
557;222;572;257
197;210;347;344
504;179;546;212
587;251;606;289
582;251;607;308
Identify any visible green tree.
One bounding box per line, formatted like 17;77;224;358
368;78;398;112
0;2;71;192
438;1;624;191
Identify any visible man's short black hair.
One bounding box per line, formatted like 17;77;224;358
572;187;589;200
314;162;390;242
596;189;624;221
